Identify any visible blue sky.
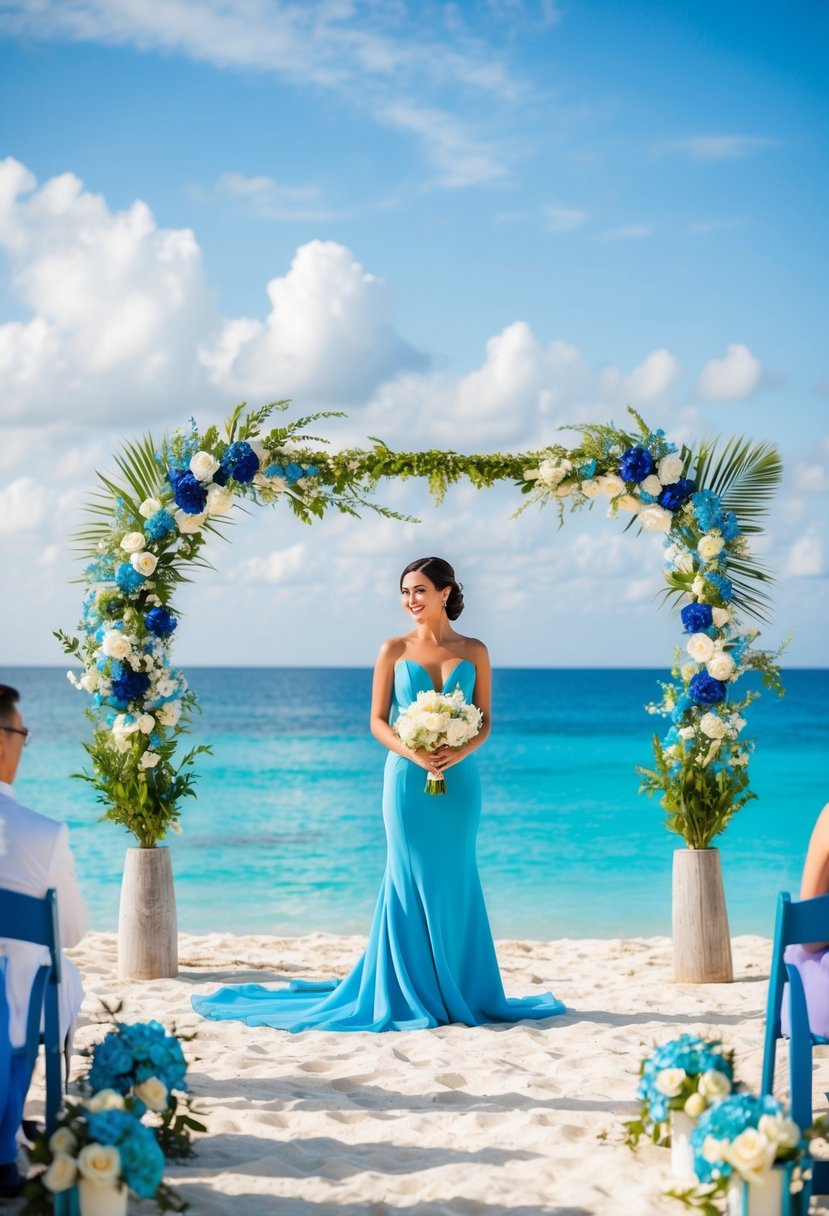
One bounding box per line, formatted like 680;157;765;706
0;0;826;668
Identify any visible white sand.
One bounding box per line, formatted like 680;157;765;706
21;932;828;1215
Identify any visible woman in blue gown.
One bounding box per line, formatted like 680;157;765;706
192;556;565;1032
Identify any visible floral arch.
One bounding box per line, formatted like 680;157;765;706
58;401;784;856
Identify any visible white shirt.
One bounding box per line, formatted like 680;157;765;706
0;782;87;1048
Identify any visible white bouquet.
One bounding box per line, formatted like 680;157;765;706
393;688;483;795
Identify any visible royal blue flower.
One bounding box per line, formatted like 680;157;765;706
169;468;207;514
144;509;175;541
284;462;303;481
220;441;259;484
145;607;177;637
115;563;146;595
111;669;151;704
706;572;733;602
658;478;697;512
681;603;713;633
689;673;727;705
619;445;656;483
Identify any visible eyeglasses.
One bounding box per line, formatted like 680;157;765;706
1;725;31;747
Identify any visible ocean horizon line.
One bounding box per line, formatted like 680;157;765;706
5;663;828;672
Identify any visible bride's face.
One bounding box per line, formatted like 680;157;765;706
400;571;444;622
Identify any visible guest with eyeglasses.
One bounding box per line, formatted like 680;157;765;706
0;683;88;1197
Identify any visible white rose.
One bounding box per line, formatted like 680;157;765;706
687;633;715;662
698;1069;731;1101
757;1113;800;1152
139;497;162;519
137;714;155;734
140;751;161;769
156;678;177;697
692;576;707;598
702;1135;727;1163
175;509;206;534
130;550;158;576
170;820;183;835
664;543;678;563
639;505;673;533
617;493;640;513
156;701;182;727
658;453;685;483
712;607;731;628
120;531;145;554
707;652;735;681
43;1152;78;1193
698;534;725;561
85;1089;125;1113
598;473;625;497
699;712;727;740
206;485;233;516
102;631;132;661
725;1127;777;1184
674;551;695;573
654;1067;687;1098
79;670;99;693
523;467;540;481
422;713;444;733
77;1143;121;1187
684;1092;706;1118
445;719;468;747
49;1127;78;1155
190;450;220;482
555;480;576;498
135;1076;169;1112
640;474;663;496
580;479;601;498
397;718;418;745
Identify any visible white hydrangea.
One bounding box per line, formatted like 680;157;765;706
538;457;572;490
699;712;727;740
139;751;161;769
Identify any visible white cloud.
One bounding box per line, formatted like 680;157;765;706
0;476;48;534
794;462;829;494
236;542;306;585
381;103;507;188
599;349;681;406
200;239;427;404
657;135;779;161
212;172;335;221
598;224;655;241
541;204;587;233
697;343;763;401
0;156;214;423
783;534;824;578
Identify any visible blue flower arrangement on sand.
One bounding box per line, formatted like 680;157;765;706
626;1035;734;1148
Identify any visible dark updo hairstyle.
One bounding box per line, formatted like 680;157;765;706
0;684;20;725
400;557;465;621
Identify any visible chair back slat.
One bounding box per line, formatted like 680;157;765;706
780;892;829;947
0;887;55;949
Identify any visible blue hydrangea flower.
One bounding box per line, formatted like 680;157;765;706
169;468;207;514
637;1035;734;1128
692;489;724;532
220;441;259;484
657;478;697;512
145;607;177;637
144;509;176;541
86;1109;164;1199
111;669;151;704
706;572;733;603
721;511;741;540
689;672;727;705
619;445;656;483
690;1093;784;1183
305;465;319;477
578;459;597;478
116;563;146;595
284;462;303;481
681;603;713;633
264;463;284;478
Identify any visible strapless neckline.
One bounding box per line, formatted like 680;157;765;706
395;657;475;695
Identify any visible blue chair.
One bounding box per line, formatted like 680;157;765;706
0;887;63;1133
762;890;829;1194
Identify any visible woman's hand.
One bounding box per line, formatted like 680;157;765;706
429;745;468;772
412;749;444;779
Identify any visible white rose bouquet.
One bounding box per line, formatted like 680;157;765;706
625;1034;735;1149
393;688;482;795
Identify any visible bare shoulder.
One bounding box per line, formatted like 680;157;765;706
376;636;408;665
457;637;489;665
811;803;829;842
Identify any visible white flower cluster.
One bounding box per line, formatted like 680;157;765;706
654;1065;731;1119
701;1113;801;1187
393;688;482;754
526;449;685;534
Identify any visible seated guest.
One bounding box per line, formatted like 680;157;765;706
782;802;829;1039
0;683;88;1197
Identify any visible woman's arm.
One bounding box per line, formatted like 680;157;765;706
369;639;442;778
799;802;829;951
432;641;492;772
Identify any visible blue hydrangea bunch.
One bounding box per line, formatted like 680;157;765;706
145;607;177;637
637;1035;734;1126
218;440;260;484
86;1108;165;1199
688;672;727;705
169;468;208;514
690;1093;787;1183
619;444;656;483
88;1020;188;1103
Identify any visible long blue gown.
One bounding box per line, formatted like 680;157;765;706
191;659;565;1031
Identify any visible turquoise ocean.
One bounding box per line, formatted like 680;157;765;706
5;667;827;940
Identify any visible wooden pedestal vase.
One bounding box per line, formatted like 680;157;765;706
672;847;733;984
118;847;178;980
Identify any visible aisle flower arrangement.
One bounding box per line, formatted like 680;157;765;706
626;1034;735;1148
